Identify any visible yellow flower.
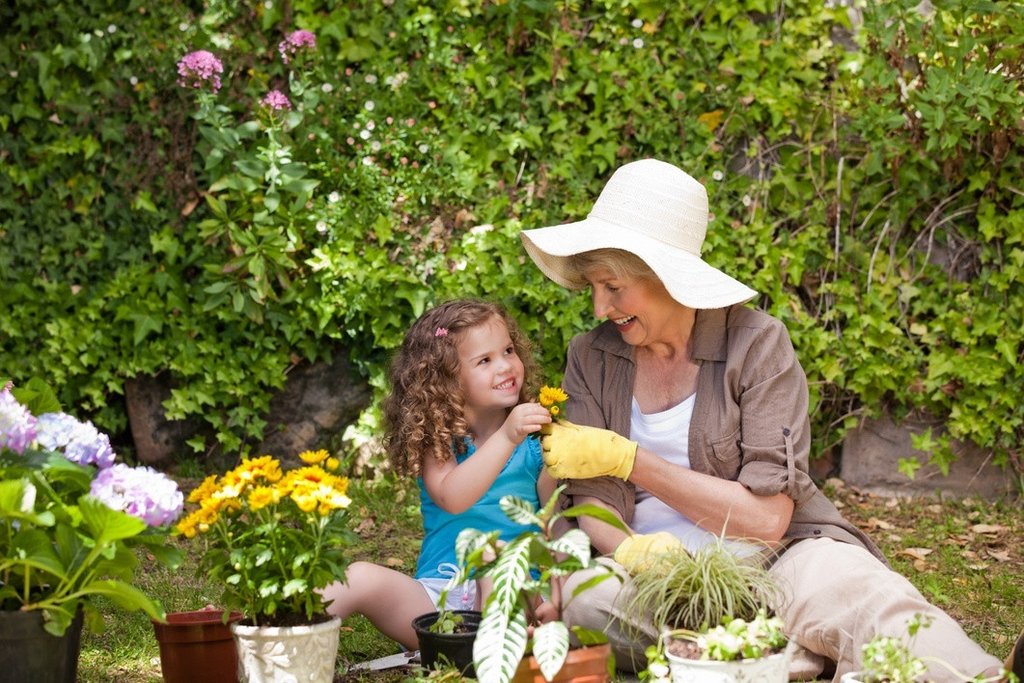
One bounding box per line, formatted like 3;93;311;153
248;485;280;511
550;405;560;416
188;474;219;504
538;385;569;407
325;457;340;471
292;491;318;513
299;449;330;465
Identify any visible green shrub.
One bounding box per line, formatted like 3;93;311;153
1;0;1021;479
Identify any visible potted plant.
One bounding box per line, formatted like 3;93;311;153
645;610;790;683
630;537;791;682
175;448;356;683
411;604;483;677
0;380;184;682
447;485;629;683
840;614;1012;683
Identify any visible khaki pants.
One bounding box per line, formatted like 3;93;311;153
563;538;1000;681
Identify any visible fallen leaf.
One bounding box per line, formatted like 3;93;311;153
867;517;894;531
985;549;1011;562
385;557;404;568
926;504;943;514
355;518;376;535
971;524;1006;534
967;564;989;571
898;547;933;562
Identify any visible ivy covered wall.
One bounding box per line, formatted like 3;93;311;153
1;0;1021;478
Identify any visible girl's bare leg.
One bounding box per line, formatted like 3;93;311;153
319;561;435;650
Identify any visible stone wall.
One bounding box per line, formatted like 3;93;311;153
840;414;1017;499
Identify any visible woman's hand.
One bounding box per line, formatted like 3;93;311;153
500;402;552;445
613;532;686;574
540;420;637;479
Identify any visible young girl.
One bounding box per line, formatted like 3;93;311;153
320;299;556;650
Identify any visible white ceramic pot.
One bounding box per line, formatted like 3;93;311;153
664;640;792;683
839;672;865;683
231;615;341;683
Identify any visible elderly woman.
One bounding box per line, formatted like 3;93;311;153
520;159;1014;680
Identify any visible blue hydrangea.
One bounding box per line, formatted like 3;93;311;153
35;412;115;468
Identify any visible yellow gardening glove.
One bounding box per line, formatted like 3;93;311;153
540;420;638;480
613;532;687;574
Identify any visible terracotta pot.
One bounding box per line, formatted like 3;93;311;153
512;642;612;683
0;609;83;683
411;610;481;678
232;615;341;683
152;609;243;683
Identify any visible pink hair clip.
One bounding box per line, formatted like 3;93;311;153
434;327;449;337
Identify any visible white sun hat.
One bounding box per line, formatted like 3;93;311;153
520;158;757;309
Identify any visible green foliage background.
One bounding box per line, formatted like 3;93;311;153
2;0;1022;477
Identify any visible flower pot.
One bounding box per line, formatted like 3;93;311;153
512;642;613;683
0;609;84;683
232;615;341;683
664;639;792;683
152;609;243;683
839;673;864;683
411;610;482;677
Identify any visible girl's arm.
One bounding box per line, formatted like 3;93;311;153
422;402;552;514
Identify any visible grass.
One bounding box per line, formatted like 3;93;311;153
76;474;1021;681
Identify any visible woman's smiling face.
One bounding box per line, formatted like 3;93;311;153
584;266;683;347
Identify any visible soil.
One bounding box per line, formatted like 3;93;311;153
665;637;785;661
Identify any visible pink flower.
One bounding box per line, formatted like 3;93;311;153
176;50;223;93
435;327;448;337
261;89;292;111
278;29;317;64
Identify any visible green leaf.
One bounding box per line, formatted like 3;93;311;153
559;503;630;533
79;579;164;620
7;528;67;578
80;497;146;544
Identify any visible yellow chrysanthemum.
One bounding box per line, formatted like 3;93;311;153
187;474;220;504
325;457;340;471
299;449;330;465
248;485;280;511
550;405;560;416
292;491;319;513
538;385;569;407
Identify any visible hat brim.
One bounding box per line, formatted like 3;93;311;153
521;215;757;309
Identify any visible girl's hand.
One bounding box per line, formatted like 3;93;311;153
500;402;552;445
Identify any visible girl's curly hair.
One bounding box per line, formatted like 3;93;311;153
383;299;538;477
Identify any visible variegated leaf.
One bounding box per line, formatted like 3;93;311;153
488;537;531;612
454;527;495;566
473;606;528;683
499;494;541;526
547;528;592;565
532;620;569;681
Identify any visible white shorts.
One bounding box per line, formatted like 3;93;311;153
417;577;478;611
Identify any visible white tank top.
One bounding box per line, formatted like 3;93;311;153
630;395;756;556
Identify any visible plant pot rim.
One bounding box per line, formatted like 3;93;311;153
664;637;793;665
153;608;244;626
231;614;341;636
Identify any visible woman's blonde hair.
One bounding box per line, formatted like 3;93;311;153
563;248;660;288
382;299;538;477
